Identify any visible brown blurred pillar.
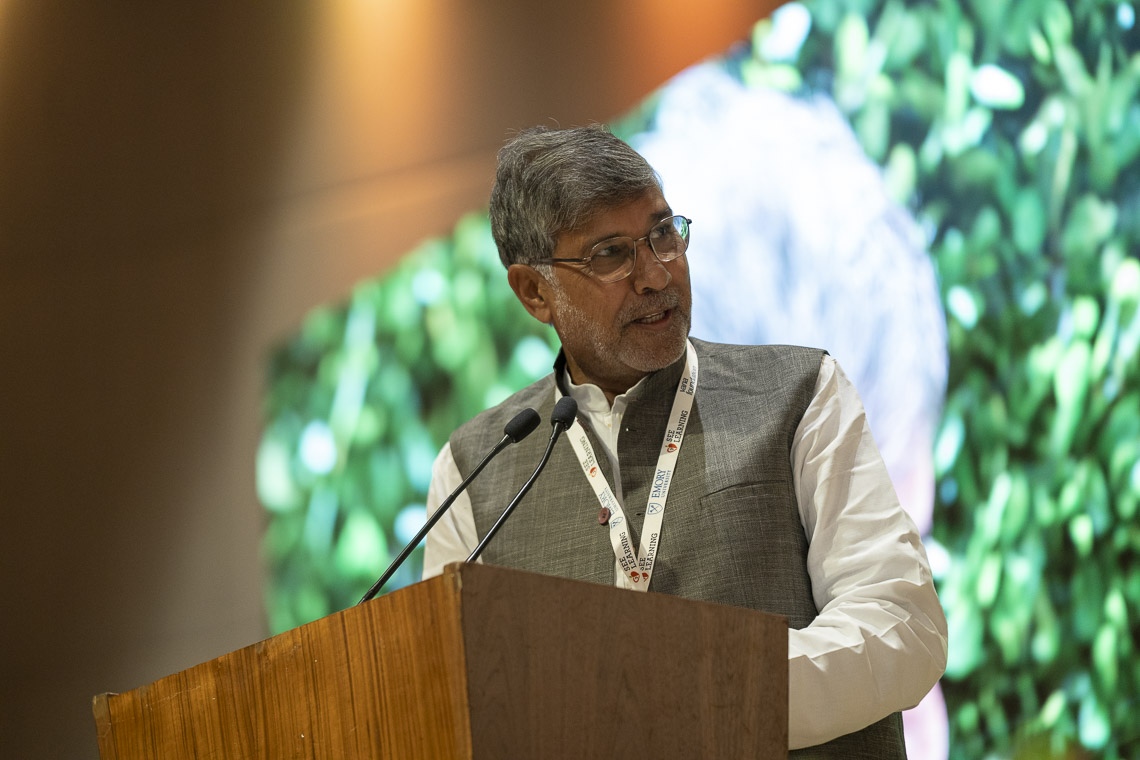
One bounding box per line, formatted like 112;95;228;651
0;2;779;757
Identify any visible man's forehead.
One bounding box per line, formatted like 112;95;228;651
562;192;672;244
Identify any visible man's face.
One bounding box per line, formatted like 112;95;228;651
542;189;692;398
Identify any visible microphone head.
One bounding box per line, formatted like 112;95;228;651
503;408;541;443
551;396;578;428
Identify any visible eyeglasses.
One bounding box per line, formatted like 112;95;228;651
536;215;691;284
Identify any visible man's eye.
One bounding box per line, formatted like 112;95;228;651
593;243;630;260
648;222;671;241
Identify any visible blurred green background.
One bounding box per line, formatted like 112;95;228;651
258;1;1140;757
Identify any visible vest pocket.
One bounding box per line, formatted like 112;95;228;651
692;481;817;626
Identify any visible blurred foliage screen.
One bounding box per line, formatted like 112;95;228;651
259;1;1140;757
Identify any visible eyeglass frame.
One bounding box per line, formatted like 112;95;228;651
532;215;692;284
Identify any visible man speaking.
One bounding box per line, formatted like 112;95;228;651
422;124;947;757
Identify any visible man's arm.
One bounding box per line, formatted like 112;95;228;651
421;442;480;579
788;355;948;748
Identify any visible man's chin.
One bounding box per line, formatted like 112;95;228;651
621;327;690;374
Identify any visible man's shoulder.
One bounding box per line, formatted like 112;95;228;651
688;339;826;419
690;337;827;369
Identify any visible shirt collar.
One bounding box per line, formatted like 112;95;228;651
552;346;688;409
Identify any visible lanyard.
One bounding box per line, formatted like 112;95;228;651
565;341;698;591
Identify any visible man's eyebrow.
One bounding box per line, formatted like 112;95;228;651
585;207;674;250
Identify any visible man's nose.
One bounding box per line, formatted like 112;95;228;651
630;240;672;292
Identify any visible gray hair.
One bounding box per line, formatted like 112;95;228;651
488;125;663;267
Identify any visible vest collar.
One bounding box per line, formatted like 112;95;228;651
551;344;690;406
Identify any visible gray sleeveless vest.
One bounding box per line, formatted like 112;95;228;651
449;338;906;758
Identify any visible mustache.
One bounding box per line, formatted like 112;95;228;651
619;291;682;323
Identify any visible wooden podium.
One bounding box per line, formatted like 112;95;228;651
93;563;788;758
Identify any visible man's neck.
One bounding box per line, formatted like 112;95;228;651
563;369;637;407
553;346;691;407
557;359;644;407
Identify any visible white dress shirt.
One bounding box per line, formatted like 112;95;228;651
423;354;947;749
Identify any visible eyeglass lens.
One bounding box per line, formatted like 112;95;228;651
590;216;689;280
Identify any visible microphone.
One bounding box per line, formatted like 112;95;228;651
357;407;541;604
467;396;578;563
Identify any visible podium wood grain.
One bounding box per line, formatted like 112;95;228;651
94;563;787;758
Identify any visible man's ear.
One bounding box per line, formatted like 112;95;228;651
507;264;554;324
